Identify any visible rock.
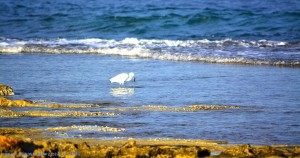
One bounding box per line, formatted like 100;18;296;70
220;144;254;157
0;136;299;158
219;144;300;157
0;97;36;107
12;99;35;107
196;147;211;157
0;84;14;96
0;97;12;106
122;140;137;148
118;140;138;156
149;146;174;157
0;136;39;154
0;135;21;150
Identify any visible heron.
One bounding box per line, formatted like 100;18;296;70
110;72;135;86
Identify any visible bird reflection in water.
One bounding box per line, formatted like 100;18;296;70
110;87;135;97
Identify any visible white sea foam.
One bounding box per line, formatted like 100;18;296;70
0;38;299;66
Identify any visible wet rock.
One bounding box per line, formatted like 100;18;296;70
122;140;137;148
0;135;21;150
187;105;238;111
0;136;41;155
0;135;299;158
252;146;300;157
0;84;14;96
219;144;254;157
48;104;62;108
219;144;300;157
0;108;118;117
118;141;138;156
0;97;12;107
149;146;174;157
0;97;36;107
110;105;239;112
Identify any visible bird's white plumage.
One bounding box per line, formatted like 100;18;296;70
110;72;135;86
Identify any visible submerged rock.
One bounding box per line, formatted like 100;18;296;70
0;108;118;117
110;104;239;112
0;84;14;96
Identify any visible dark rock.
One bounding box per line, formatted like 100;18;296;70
197;147;211;157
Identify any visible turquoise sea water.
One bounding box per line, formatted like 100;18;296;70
0;0;300;145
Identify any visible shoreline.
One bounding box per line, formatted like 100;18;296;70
0;128;299;157
1;89;299;157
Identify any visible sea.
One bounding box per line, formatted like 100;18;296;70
0;0;299;145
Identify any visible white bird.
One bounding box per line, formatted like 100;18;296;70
110;72;135;86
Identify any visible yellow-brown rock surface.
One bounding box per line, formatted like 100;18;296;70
0;136;213;158
220;144;300;157
0;135;21;150
0;97;36;107
0;130;299;158
0;84;14;96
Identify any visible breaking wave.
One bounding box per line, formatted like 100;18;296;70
0;38;299;67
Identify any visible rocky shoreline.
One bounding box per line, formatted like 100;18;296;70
1;97;299;158
0;133;299;158
0;84;299;157
0;131;299;158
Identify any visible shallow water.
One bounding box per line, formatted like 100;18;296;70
1;54;299;145
1;0;299;145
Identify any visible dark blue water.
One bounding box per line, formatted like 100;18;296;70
1;0;300;41
0;0;300;145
